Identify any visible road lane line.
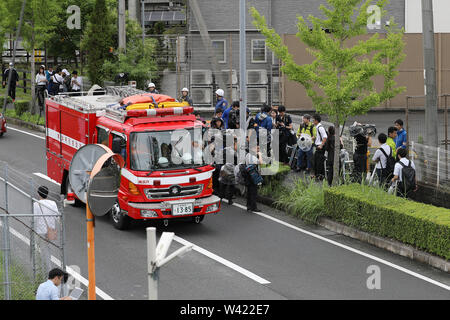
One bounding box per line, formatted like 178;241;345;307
173;236;271;285
7;126;45;140
0;220;114;300
33;172;61;186
230;202;450;291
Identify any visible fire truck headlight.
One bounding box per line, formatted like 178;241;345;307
141;210;158;218
206;203;219;213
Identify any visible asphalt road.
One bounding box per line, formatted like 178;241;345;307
0;125;449;300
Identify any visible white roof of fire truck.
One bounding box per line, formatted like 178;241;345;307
49;87;194;123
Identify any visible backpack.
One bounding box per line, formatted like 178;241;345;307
246;164;263;186
379;146;395;178
399;160;416;194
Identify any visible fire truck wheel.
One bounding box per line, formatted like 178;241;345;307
110;201;130;230
192;215;205;224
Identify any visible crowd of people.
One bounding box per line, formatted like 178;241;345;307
206;88;417;205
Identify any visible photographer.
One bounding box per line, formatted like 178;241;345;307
351;122;372;183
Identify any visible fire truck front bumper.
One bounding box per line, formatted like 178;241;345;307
126;195;221;220
0;114;6;134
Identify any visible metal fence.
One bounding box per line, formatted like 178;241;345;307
0;161;66;300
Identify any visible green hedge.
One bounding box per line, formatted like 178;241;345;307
324;184;450;259
14;100;31;116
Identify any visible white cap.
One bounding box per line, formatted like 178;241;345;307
181;87;189;92
62;69;69;75
216;89;224;97
148;82;155;88
9;62;13;66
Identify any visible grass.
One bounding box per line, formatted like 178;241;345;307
4;109;45;126
0;252;44;300
275;178;328;223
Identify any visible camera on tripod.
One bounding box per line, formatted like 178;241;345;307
349;122;377;137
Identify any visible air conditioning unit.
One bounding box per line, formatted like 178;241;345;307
247;87;268;104
220;70;238;85
191;70;213;85
247;70;268;85
191;87;212;105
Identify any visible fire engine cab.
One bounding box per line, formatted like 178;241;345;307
45;90;221;230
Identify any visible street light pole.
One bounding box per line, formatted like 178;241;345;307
422;0;438;147
239;0;247;164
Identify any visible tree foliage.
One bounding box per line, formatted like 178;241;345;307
251;0;406;184
103;19;159;90
81;0;116;86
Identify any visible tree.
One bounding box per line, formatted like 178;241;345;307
251;0;406;185
103;19;159;90
3;0;61;113
81;0;115;86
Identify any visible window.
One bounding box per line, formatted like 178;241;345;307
111;133;127;165
97;127;109;146
212;40;226;63
252;39;266;63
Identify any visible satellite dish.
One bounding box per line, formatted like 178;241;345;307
297;134;313;152
69;144;108;204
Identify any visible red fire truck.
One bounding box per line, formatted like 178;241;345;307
45;91;221;229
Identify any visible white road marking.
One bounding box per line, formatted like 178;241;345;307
173;236;271;285
231;202;450;291
6;126;45;140
33;172;61;186
0;220;114;300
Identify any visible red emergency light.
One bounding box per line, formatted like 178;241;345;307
126;107;194;118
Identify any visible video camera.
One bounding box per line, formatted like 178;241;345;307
349;122;377;137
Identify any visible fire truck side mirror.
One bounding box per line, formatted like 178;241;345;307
112;137;122;154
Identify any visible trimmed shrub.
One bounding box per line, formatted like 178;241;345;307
14;100;30;116
259;163;291;199
324;184;450;259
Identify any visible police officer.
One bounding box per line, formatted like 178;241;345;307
215;89;228;114
147;82;159;94
2;62;19;102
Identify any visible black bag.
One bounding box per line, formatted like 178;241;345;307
246;164;263;186
228;109;239;129
379;146;395;178
236;163;248;185
399;160;416;194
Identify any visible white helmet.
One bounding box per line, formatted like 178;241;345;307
148;82;155;88
181;88;189;93
181;153;193;165
216;89;224;97
158;157;169;168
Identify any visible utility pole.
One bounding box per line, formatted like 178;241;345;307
118;0;127;52
141;0;146;45
422;0;438;147
239;0;247;164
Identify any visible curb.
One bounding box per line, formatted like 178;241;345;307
317;217;449;273
5;117;45;133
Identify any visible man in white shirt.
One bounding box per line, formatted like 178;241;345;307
36;268;71;300
70;70;83;95
33;186;59;275
312;114;328;180
372;133;391;186
391;148;418;198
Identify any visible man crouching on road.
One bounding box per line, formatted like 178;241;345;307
36;268;72;300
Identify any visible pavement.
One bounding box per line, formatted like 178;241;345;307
0;124;449;300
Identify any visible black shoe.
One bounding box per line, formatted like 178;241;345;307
253;208;262;213
228;200;233;205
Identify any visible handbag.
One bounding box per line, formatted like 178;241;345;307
38;202;57;241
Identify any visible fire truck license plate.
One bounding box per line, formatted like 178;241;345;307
172;203;194;216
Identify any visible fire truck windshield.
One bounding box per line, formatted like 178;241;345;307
130;130;205;171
